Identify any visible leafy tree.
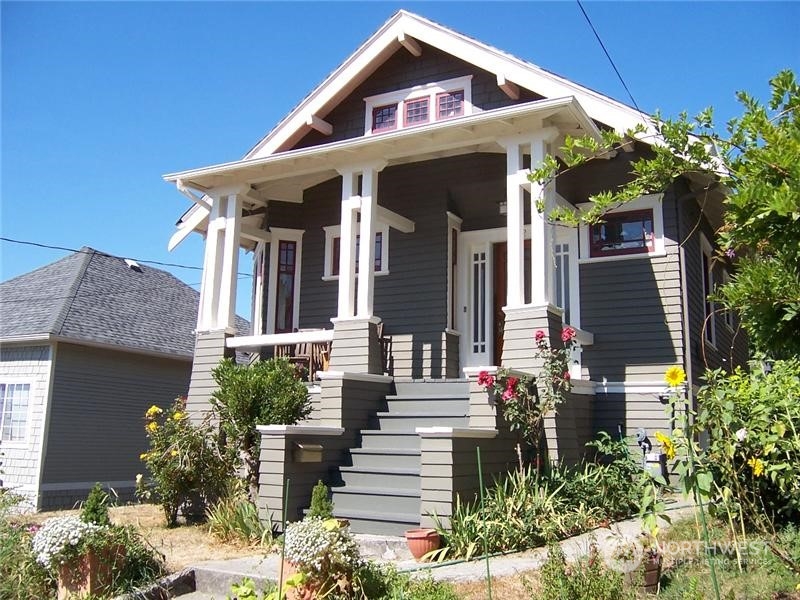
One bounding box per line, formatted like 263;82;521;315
531;70;800;359
210;358;311;502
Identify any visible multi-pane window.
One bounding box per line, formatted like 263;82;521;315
364;76;473;134
372;104;397;132
405;98;429;125
0;383;29;442
275;240;297;334
326;227;388;278
437;90;464;119
589;209;654;257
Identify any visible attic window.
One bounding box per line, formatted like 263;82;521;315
364;75;473;135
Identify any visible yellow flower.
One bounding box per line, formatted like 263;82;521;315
170;449;179;457
146;421;158;433
139;452;149;461
145;405;163;419
655;431;676;461
747;457;765;477
664;366;686;388
172;411;186;421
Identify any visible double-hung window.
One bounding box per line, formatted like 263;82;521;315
323;224;389;280
0;382;30;442
364;76;473;135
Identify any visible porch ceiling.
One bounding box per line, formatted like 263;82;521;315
164;96;601;203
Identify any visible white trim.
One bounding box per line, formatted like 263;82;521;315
594;381;677;394
364;75;474;135
415;426;498;439
266;227;304;334
446;212;462;332
256;425;345;436
577;194;666;263
226;329;334;350
252;242;266;335
243;11;653;159
316;370;394;384
39;479;137;492
322;223;390;279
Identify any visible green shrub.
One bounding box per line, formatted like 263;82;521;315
138;397;232;527
532;542;635;600
211;358;312;501
0;490;54;600
308;480;334;520
81;482;112;526
207;481;271;545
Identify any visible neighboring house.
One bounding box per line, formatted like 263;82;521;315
0;248;200;510
164;11;747;535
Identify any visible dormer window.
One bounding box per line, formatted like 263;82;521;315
364;75;473;135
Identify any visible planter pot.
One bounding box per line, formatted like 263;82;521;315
641;553;662;593
57;544;125;600
404;528;441;561
280;560;318;600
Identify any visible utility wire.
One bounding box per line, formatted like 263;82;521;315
576;0;643;116
0;236;253;278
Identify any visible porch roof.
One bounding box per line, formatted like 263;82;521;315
164;96;601;203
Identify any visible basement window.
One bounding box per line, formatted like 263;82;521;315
364;76;473;135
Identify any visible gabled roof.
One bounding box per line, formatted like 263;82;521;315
0;248;201;358
245;10;655;159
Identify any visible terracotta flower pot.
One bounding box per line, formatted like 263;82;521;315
404;528;441;561
641;553;662;593
57;544;125;600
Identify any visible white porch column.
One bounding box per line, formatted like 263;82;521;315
357;167;378;318
504;142;526;308
218;194;242;331
530;130;558;306
336;170;359;319
197;195;224;331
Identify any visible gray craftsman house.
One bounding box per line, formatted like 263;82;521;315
0;248;199;509
164;11;747;534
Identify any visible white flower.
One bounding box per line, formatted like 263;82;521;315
31;516;103;569
735;428;748;442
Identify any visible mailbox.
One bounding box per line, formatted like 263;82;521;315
292;442;323;463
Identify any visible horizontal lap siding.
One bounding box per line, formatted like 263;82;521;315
581;194;684;383
41;343;191;507
0;344;52;508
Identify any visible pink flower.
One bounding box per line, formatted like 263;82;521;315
506;376;520;390
502;388;515;401
535;330;546;342
561;326;576;343
477;371;494;388
563;371;571;381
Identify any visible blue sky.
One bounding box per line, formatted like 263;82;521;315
2;1;798;318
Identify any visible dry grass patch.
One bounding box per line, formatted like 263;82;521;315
453;571;538;600
17;503;262;572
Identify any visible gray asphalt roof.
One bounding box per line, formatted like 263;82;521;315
0;247;219;358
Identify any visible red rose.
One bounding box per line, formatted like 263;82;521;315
563;371;571;380
477;371;495;388
506;376;519;390
535;330;546;342
561;326;576;343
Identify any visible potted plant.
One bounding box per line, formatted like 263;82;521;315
280;517;363;599
404;528;441;560
638;532;662;593
31;515;124;599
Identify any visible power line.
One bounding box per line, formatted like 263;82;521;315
576;0;643;115
0;236;253;277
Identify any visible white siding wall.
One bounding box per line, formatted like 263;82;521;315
0;344;53;509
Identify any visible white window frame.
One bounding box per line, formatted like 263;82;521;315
446;212;463;333
251;241;266;335
266;228;304;335
363;75;474;135
0;380;31;444
577;194;666;263
700;233;717;348
322;223;390;281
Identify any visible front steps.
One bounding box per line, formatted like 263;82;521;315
329;380;469;536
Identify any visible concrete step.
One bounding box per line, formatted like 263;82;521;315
338;465;420;490
191;555;280;598
371;412;467;431
348;447;420;469
333;508;420;536
392;380;469;396
359;431;420;450
330;485;420;515
384;394;469;413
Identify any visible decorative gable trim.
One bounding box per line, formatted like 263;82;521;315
245;10;655;160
